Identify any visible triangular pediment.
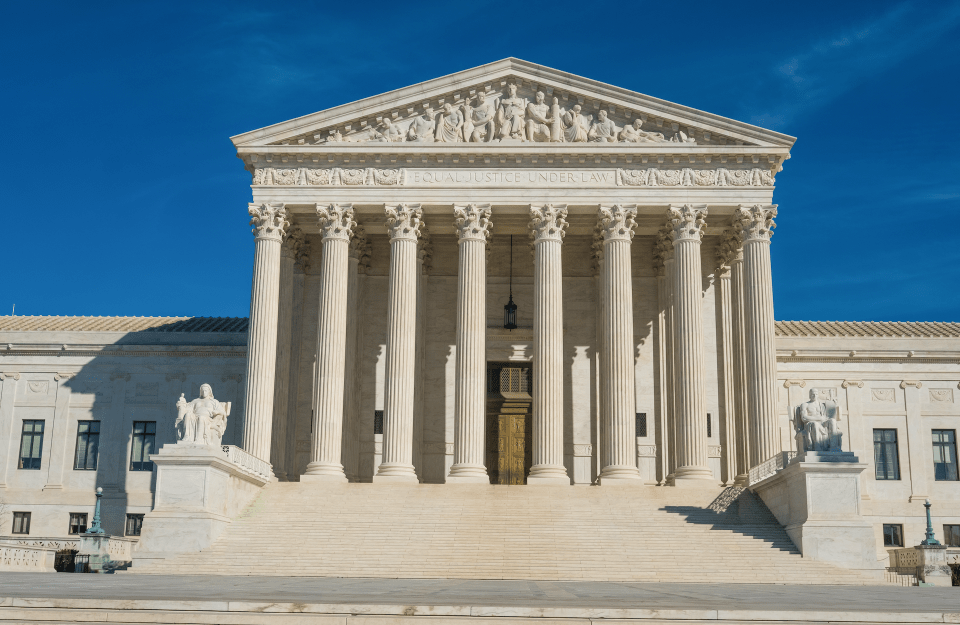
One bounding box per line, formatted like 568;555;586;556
230;59;794;150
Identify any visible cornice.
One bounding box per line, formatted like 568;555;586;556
1;344;246;358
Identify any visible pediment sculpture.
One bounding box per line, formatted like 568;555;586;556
175;383;231;447
794;389;843;452
317;85;696;146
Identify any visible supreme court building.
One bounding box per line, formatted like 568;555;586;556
1;60;958;576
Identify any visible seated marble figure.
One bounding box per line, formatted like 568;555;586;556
794;388;843;452
175;383;231;447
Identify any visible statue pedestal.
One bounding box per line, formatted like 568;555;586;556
750;453;883;576
916;544;953;587
132;444;271;568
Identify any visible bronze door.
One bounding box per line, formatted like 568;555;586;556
486;363;533;485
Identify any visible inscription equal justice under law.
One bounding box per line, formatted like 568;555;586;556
410;169;616;186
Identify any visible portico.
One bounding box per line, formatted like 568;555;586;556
231;59;791;486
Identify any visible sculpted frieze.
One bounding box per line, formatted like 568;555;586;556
252;165;774;188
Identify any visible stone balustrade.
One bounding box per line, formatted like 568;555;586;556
222;444;273;480
0;542;57;572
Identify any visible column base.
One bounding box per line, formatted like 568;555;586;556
673;465;716;486
733;473;749;486
300;473;348;483
273;469;289;481
446;475;490;484
598;464;642;485
447;463;488;483
302;462;347;482
374;462;420;483
527;464;569;486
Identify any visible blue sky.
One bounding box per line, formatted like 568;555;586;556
1;1;958;322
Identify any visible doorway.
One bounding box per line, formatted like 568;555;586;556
486;362;533;484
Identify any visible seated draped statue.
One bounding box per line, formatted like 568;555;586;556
794;388;843;452
496;84;526;141
175;383;230;447
434;103;464;142
525;91;553;142
588;110;618;143
562;104;591;142
620;119;666;143
462;92;497;142
406;107;436;142
373;117;405;142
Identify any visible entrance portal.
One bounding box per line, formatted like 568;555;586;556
486;362;533;485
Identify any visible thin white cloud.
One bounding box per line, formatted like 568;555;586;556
749;2;960;127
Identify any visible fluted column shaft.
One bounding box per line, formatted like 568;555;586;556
375;204;422;483
737;205;780;467
341;228;364;482
598;205;641;484
270;230;298;480
304;204;355;481
669;205;714;482
448;204;492;483
242;203;288;465
730;245;751;484
715;261;737;486
528;205;570;485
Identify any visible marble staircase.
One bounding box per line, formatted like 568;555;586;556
130;483;881;584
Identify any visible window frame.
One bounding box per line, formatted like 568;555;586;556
944;524;960;548
882;523;904;547
130;421;157;472
932;429;959;481
73;420;101;471
636;413;647;438
873;428;901;481
18;420;45;470
68;513;88;535
12;512;31;535
125;513;145;537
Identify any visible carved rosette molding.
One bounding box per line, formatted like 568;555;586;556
929;389;954;402
253;167;405;186
385;204;423;242
900;380;923;389
667;205;707;243
316;203;356;242
735;204;777;243
529;204;569;242
872;389;895;402
454;204;493;242
617;167;774;187
248;202;288;242
783;379;806;388
598;204;637;242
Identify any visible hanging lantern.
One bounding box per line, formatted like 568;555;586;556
504;235;518;330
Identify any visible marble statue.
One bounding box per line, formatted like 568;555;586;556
562;104;591;142
588;110;618;143
670;129;697;144
435;103;464;143
620;119;666;143
374;117;405;142
525;91;553;142
794;389;843;452
406;107;436;142
175;383;230;447
496;84;526;141
463;92;497;143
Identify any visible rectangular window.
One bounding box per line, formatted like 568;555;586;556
73;421;100;470
635;413;647;438
932;429;959;481
68;513;88;535
125;513;145;537
706;413;712;438
12;512;31;535
130;421;157;471
373;410;384;435
18;420;45;470
883;523;904;547
873;429;900;480
944;525;960;547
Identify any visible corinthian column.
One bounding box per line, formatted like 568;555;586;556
715;231;739;486
527;204;570;485
270;225;303;481
375;203;422;483
341;226;366;482
448;204;492;483
242;203;288;464
735;205;779;467
726;228;750;484
668;204;713;483
303;203;355;482
598;205;642;484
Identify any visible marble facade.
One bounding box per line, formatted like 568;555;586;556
0;60;957;567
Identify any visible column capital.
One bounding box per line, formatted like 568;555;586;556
349;224;370;264
294;236;312;273
717;228;743;268
454;204;492;242
598;204;637;242
385;203;422;242
735;204;777;243
591;225;604;273
284;225;305;261
529;204;568;242
317;203;356;242
652;224;673;277
249;202;288;241
417;226;433;273
667;204;707;243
